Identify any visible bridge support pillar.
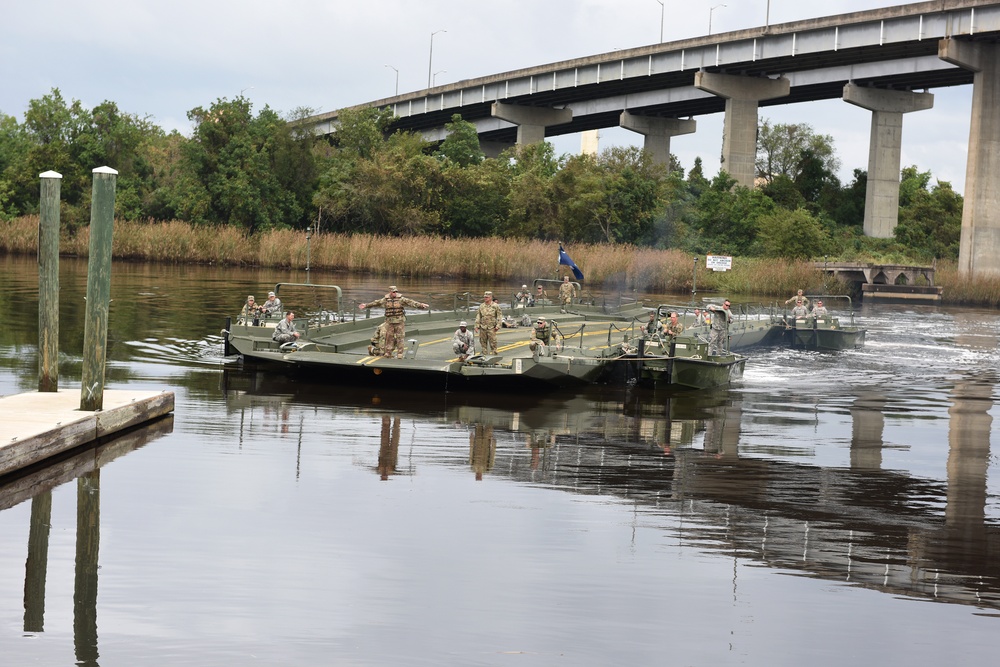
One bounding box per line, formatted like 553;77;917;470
480;140;515;159
491;102;572;146
843;83;933;239
940;39;1000;277
693;72;790;188
619;111;695;166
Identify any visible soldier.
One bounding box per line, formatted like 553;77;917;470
474;291;503;355
240;295;262;324
785;289;811;310
514;284;532;307
665;311;685;338
791;299;810;318
359;285;429;359
261;290;282;316
272;311;301;344
708;300;732;355
645;311;663;336
368;322;387;356
811;299;829;318
529;316;553;352
533;284;548;304
452;321;474;361
558;275;577;313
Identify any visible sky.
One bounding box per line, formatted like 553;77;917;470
0;0;975;193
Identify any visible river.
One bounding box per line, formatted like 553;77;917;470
1;254;998;666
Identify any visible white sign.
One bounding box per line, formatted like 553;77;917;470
706;254;732;271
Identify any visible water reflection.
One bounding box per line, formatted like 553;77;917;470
218;366;1000;611
3;417;174;664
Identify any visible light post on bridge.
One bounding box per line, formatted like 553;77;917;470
428;29;446;89
709;4;726;35
654;0;664;43
385;64;399;96
433;70;447;86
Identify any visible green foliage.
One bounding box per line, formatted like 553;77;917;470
333;106;396;159
894;169;963;260
435;114;484;167
756;119;840;184
691;173;775;255
756;208;831;259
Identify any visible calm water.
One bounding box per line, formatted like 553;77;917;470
1;254;998;666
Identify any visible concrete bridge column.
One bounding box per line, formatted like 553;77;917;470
491;102;572;146
940;39;1000;277
693;72;790;188
619;111;696;167
843;83;933;239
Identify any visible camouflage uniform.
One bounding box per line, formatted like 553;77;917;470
558;280;577;311
529;319;552;352
708;305;732;355
261;294;282;316
362;291;428;358
272;315;299;344
240;297;262;324
785;292;811;309
791;303;810;318
811;305;829;317
645;314;663;336
665;319;685;338
475;296;504;355
452;325;474;358
368;323;387;356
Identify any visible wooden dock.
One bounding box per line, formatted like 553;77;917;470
0;389;174;478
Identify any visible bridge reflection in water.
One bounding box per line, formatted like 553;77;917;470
222;367;1000;614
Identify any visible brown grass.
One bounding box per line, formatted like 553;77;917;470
1;215;995;305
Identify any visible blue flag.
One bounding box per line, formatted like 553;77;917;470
558;243;584;281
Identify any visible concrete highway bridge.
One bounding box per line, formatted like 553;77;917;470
306;0;1000;277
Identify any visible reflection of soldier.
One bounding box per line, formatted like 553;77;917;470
474;291;503;355
377;416;401;480
469;423;496;481
529;316;552;352
368;322;387;356
558;275;577;312
359;285;429;359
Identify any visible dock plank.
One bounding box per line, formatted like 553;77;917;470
0;389;175;477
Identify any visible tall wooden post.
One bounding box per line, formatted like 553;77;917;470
80;167;117;412
38;171;62;392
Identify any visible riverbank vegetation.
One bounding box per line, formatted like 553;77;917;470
1;88;993;305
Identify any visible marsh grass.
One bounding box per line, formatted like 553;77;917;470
1;215;995;305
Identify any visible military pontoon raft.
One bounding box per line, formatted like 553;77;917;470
222;281;750;392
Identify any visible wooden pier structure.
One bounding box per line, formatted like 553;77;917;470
0;388;174;478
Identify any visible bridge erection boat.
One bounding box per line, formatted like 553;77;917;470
771;296;866;351
222;282;748;392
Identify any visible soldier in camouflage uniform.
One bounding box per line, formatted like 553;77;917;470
529;316;553;352
558;275;577;313
665;312;685;338
784;289;811;310
359;285;429;358
368;322;387;356
708;300;733;355
474;291;504;355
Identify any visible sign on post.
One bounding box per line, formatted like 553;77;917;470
706;254;732;271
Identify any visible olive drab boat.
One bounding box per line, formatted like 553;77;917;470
772;295;866;351
222;281;750;392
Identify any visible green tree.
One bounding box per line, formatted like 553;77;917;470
756;207;830;259
333;106;396;159
756;119;839;184
894;169;963;260
691;173;776;255
435;114;484;167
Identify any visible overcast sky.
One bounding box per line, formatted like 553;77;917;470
1;0;974;193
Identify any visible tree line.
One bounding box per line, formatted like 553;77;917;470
0;88;962;263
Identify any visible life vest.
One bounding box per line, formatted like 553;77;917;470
384;297;404;319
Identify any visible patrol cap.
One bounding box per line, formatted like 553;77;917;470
484;291;493;297
248;295;255;300
268;291;275;297
460;321;467;327
389;285;398;292
522;284;528;289
537;316;546;322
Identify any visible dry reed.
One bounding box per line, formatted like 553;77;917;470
0;215;994;305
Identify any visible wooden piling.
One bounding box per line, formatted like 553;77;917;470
38;171;62;392
80;167;117;412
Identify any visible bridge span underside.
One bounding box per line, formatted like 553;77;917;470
310;0;1000;276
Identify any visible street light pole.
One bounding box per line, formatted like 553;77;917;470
709;4;726;35
433;70;447;86
428;29;446;88
655;0;664;43
766;0;771;29
384;64;399;96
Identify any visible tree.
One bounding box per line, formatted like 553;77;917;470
894;168;963;260
333;106;396;159
756;208;830;259
435;114;484;167
756;119;839;184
